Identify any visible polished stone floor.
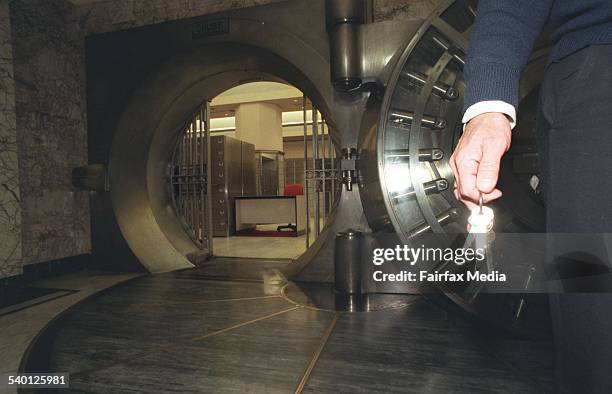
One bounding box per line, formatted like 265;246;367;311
23;258;554;393
0;271;141;394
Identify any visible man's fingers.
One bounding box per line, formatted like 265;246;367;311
463;200;478;210
476;143;506;193
482;189;503;203
457;155;479;202
449;152;460;190
454;188;478;209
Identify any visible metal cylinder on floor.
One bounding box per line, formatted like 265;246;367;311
334;229;362;294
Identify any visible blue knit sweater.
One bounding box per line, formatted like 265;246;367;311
464;0;612;112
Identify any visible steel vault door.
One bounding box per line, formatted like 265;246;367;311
358;0;549;335
169;103;213;256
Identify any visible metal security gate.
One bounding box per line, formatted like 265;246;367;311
169;103;213;254
302;95;341;247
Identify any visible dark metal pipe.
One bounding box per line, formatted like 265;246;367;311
389;109;448;130
384;148;444;162
391;178;449;201
326;0;366;91
399;70;459;101
334;229;362;294
407;208;460;239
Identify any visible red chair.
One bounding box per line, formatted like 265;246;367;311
277;184;304;232
283;183;304;197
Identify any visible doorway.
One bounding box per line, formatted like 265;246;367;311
168;81;339;261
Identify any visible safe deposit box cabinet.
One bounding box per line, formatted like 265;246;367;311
210;135;256;237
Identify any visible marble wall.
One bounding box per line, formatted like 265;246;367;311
10;0;90;267
0;0;22;278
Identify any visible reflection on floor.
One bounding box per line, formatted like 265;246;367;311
23;258;554;393
213;235;307;260
212;219;326;260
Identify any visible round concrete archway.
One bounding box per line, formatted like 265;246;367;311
109;43;335;273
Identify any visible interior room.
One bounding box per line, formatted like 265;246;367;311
3;0;610;393
198;81;337;260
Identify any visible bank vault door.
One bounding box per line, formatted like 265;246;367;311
169;103;213;255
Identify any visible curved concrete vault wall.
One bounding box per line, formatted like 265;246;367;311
110;43;334;273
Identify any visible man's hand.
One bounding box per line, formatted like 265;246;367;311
450;112;512;209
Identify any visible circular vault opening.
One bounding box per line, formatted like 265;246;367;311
168;80;340;261
108;43;337;273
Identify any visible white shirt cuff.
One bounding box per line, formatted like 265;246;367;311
462;101;517;129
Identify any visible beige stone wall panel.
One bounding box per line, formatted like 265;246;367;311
10;0;90;265
0;0;22;278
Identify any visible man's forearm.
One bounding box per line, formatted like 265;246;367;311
463;0;553;113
